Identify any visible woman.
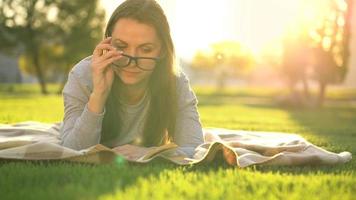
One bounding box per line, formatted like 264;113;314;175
59;0;204;159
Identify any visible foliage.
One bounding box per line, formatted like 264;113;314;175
307;0;351;83
18;44;64;82
281;0;353;106
191;41;255;76
282;0;352;84
0;0;105;93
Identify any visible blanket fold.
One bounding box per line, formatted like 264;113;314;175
0;121;352;167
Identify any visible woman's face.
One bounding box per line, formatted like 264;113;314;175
110;18;161;86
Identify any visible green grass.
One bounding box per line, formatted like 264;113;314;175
1;84;355;200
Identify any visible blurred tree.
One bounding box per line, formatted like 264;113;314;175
191;41;255;89
0;0;105;94
310;0;353;106
281;0;352;107
18;44;64;82
281;35;313;107
54;1;105;94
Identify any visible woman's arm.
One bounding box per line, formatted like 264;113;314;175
173;72;204;158
60;69;105;150
61;37;122;150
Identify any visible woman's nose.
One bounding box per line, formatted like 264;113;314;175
126;60;138;69
124;48;137;57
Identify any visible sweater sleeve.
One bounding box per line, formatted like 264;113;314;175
59;65;105;150
172;72;204;158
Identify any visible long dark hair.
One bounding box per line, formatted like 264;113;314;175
100;0;177;147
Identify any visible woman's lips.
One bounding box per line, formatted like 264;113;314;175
122;70;141;76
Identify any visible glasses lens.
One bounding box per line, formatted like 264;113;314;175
112;56;130;68
137;58;156;70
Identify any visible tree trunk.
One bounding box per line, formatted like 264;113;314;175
302;75;310;100
318;81;327;107
32;49;48;95
57;63;71;95
57;75;66;95
216;68;227;91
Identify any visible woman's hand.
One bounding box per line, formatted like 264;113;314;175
113;144;154;161
88;37;122;114
91;37;122;98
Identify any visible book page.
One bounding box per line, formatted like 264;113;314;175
112;143;178;162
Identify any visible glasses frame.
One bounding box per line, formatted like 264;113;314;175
111;53;161;71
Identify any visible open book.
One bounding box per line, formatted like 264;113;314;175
66;141;240;166
65;142;184;164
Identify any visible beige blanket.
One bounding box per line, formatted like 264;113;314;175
0;121;352;168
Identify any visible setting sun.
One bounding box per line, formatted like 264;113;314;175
101;0;344;60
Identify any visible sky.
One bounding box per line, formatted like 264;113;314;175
101;0;303;60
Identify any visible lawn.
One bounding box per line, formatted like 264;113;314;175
0;84;355;200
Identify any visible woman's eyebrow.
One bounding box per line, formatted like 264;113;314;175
139;43;156;48
113;38;157;47
113;38;127;45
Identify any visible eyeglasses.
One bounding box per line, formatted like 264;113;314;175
111;53;160;71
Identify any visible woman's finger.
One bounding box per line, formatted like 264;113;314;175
102;37;112;43
102;54;123;67
93;39;115;57
99;49;122;62
94;44;116;57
